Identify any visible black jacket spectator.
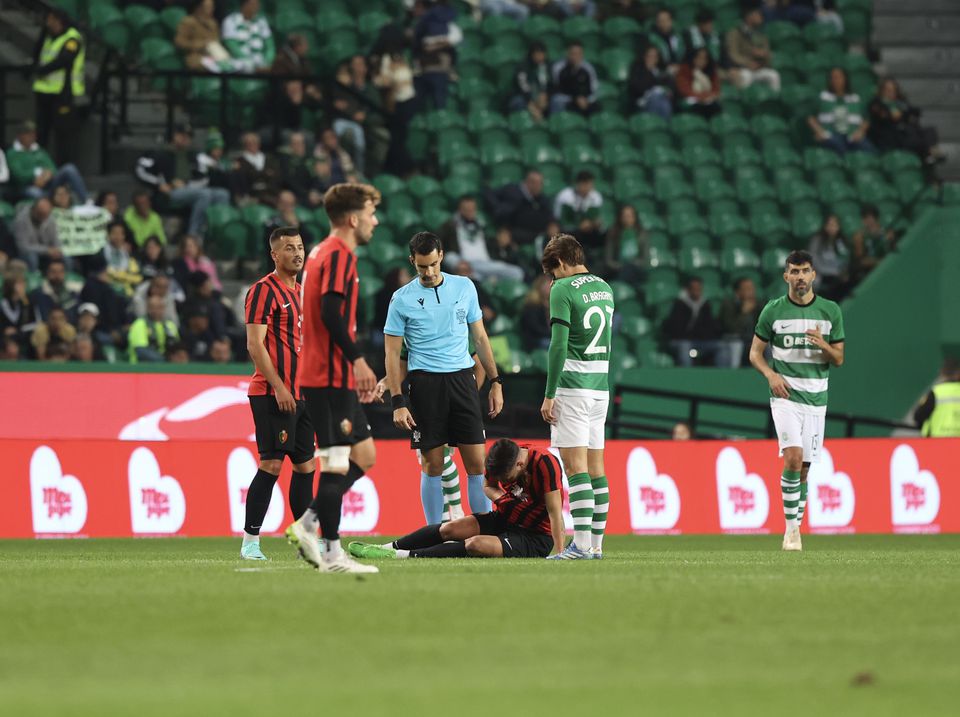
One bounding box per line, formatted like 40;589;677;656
485;171;553;245
662;286;721;342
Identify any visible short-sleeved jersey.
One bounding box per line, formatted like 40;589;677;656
755;293;845;414
300;235;359;389
548;273;615;398
492;446;563;536
245;273;303;398
383;273;481;373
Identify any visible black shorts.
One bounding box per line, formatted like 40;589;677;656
249;396;316;464
408;368;485;451
474;512;554;558
302;387;372;448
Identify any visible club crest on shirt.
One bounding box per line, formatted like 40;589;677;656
278;429;288;444
340;418;353;436
456;308;467;324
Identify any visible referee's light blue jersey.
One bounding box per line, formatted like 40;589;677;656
384;273;483;373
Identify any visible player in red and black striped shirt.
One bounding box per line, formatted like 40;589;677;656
287;183;382;574
240;227;316;561
349;439;566;560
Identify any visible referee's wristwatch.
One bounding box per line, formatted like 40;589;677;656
489;375;503;386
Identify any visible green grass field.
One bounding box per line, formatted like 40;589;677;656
2;535;959;717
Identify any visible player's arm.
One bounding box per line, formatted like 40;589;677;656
805;330;844;366
246;323;296;412
544;489;565;556
483;474;505;503
541;283;571;424
469;319;503;418
748;335;789;399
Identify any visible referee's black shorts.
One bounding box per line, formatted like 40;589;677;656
302;386;372;448
407;368;485;451
248;396;315;464
474;512;553;558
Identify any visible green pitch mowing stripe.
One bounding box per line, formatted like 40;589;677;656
1;536;958;717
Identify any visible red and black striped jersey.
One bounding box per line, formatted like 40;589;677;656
245;273;303;398
493;446;563;536
300;235;359;389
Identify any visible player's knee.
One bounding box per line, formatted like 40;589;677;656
439;522;455;540
259;459;283;475
293;458;316;474
782;449;803;472
463;536;486;556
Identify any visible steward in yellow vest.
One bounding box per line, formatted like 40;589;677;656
33;9;85;163
915;360;960;437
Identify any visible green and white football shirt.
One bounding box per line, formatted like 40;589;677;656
547;273;616;398
755;294;845;414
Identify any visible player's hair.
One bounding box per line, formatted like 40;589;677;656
409;231;443;257
541;233;585;273
785;249;815;269
485;439;521;482
268;225;301;246
323;183;381;226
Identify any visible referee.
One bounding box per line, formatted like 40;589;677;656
384;232;503;515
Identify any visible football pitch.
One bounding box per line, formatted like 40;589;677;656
2;535;958;717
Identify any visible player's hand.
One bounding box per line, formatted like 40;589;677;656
354;357;377;397
274;385;297;413
805;327;828;350
540;397;557;425
393;407;416;431
767;373;790;399
373;378;389;403
488;383;503;418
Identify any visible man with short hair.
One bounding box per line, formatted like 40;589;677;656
662;275;722;366
915;358;960;438
554;170;605;250
286;183;382;574
6;120;88;202
123;190;167;248
725;5;781;92
648;8;685;73
850;204;896;281
240;227;317;559
486;170;554;245
128;295;179;363
550;41;599;115
438;195;525;282
384;232;504;520
32;10;85;164
221;0;275;73
30;257;79;320
749;250;845;551
349;438;564;560
718;276;761;367
540;234;615;560
12;197;60;272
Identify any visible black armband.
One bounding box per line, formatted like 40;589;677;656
391;394;408;410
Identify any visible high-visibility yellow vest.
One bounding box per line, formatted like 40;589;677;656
33;27;85;97
922;381;960;437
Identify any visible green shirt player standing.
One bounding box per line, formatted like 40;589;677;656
540;234;615;560
749;249;845;552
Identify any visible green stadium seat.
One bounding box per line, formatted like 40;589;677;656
124;5;165;40
487;162;524;186
602;16;642;41
777;179;818;204
629;112;668;137
548;112;589;135
647;246;678;269
481;14;520;39
619;315;653;350
357;10;392;40
490;279;529;316
90;4;130;53
607;280;637;304
443;175;481;202
140;37;177;69
881;150;923;174
723;144;763;170
832;200;862;235
804;147;843;172
711;213;750;237
205;204;247;259
736;177;776;203
562;16;601;43
841;6;871;44
523;14;561;38
803;21;845;56
314;7;355;32
426;109;466;133
159;5;186;37
682;144;722;168
675;230;712;251
678;247;720;272
600;48;633;83
386;207;424;238
750;211;791;245
817;178;858;203
893;172;927;204
695;176;736;203
765;21;804;55
481;141;519;167
844;151;880;173
721;231;756;251
791;203;823;239
721;247;761;273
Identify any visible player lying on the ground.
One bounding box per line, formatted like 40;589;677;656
349;439;566;559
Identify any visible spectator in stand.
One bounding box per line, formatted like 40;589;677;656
96;190;120;220
481;0;530;20
138;235;173;281
490;226;523;272
128;294;179;363
266;190;316;254
554;170;604;250
221;0;275;73
0;217;16;268
271;33;323;130
671;422;692;440
628;45;673;119
604;204;648;280
234;132;282;207
180;303;218;362
718;276;761;367
102;221;142;298
75;302;109;359
438;195;525;282
6;120;88;201
511;42;551;122
136;123;231;236
597;0;649;23
32;9;85;165
209;337;234;363
1;335;22;360
725;5;781;92
647;8;685;74
0;276;40;351
808;67;874;155
0;147;9;197
313;127;359;188
31;305;76;360
519;274;552;351
196;129;238;195
662;275;722;367
172;235;222;295
676;47;721;119
166;341;190;363
914;357;960;437
133;274;182;326
868;78;944;166
684;9;723;68
78;255;128;347
123;190;167;249
850;204;897;283
186;269;228;337
413;0;460;111
349;55;390;175
331;56;388;176
12;197;60;271
30;257;79;321
452;259;497;326
279;132;317;206
549;41;599;115
373;36;418;176
808;213;850;301
71;333;101;362
175;0;228;73
486;169;554;246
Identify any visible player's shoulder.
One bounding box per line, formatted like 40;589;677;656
815;295;843;316
760;294;787;312
248;273;279;296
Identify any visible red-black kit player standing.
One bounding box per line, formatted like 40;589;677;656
287;183;382;574
240;227;316;561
